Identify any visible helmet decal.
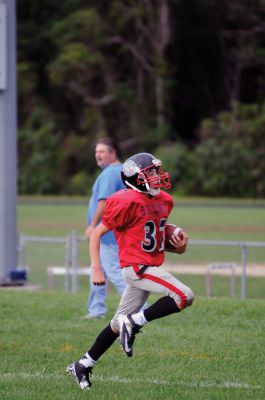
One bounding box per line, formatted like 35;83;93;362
122;159;140;177
151;158;161;167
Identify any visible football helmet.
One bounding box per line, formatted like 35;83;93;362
121;153;171;195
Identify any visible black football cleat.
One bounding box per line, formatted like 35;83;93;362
66;362;92;390
118;314;141;357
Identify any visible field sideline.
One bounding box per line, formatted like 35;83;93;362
17;198;265;297
0;290;264;400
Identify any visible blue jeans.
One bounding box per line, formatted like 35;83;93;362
87;242;126;317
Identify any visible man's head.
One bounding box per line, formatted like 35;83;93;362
121;152;171;196
95;138;120;169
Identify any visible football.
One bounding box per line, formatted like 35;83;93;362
164;223;186;254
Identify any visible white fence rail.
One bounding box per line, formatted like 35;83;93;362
206;263;236;298
190;239;265;299
18;232;265;298
18;234;72;291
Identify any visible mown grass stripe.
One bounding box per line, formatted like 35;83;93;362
0;372;261;390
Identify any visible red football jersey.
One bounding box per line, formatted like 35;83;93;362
102;188;173;267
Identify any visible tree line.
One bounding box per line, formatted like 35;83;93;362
17;0;265;197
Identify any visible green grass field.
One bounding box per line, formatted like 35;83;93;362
17;198;265;297
0;289;264;400
1;198;265;399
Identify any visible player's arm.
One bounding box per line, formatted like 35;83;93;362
85;199;106;240
89;222;110;285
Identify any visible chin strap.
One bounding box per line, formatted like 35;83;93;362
125;180;160;195
124;180;143;192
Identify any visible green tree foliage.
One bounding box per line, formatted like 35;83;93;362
17;0;265;196
195;102;265;197
18;106;60;193
158;103;265;197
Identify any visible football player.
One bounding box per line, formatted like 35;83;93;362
67;152;194;390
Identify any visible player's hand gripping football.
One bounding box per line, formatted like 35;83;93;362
165;224;189;254
169;229;188;252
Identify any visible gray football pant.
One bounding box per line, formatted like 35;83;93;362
110;265;194;331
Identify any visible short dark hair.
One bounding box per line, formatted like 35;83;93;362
95;137;121;158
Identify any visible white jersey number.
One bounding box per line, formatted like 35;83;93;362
141;218;167;252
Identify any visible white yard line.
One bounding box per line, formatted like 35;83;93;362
0;372;262;390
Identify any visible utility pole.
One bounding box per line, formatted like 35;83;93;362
0;0;17;282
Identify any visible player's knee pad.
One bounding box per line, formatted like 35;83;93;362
172;287;194;310
185;288;195;307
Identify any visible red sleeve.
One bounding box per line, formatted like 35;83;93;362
102;197;133;230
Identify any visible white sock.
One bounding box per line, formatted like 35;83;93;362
79;352;96;368
131;310;148;326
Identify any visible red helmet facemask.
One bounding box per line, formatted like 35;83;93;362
137;166;171;191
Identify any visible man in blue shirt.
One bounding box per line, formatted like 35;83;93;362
84;138;126;318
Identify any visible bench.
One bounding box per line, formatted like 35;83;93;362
206;263;236;298
47;266;91;290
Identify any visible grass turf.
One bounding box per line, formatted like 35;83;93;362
0;289;264;400
17;201;265;297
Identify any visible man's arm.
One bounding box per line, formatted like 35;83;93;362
89;222;110;285
85;199;106;240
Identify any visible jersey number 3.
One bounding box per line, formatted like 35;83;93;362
141;218;167;252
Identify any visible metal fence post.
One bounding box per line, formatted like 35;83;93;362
71;230;78;293
64;235;71;292
230;264;236;298
206;266;212;298
17;233;26;268
241;245;248;300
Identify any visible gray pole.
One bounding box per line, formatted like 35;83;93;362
241;245;248;301
0;0;17;282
